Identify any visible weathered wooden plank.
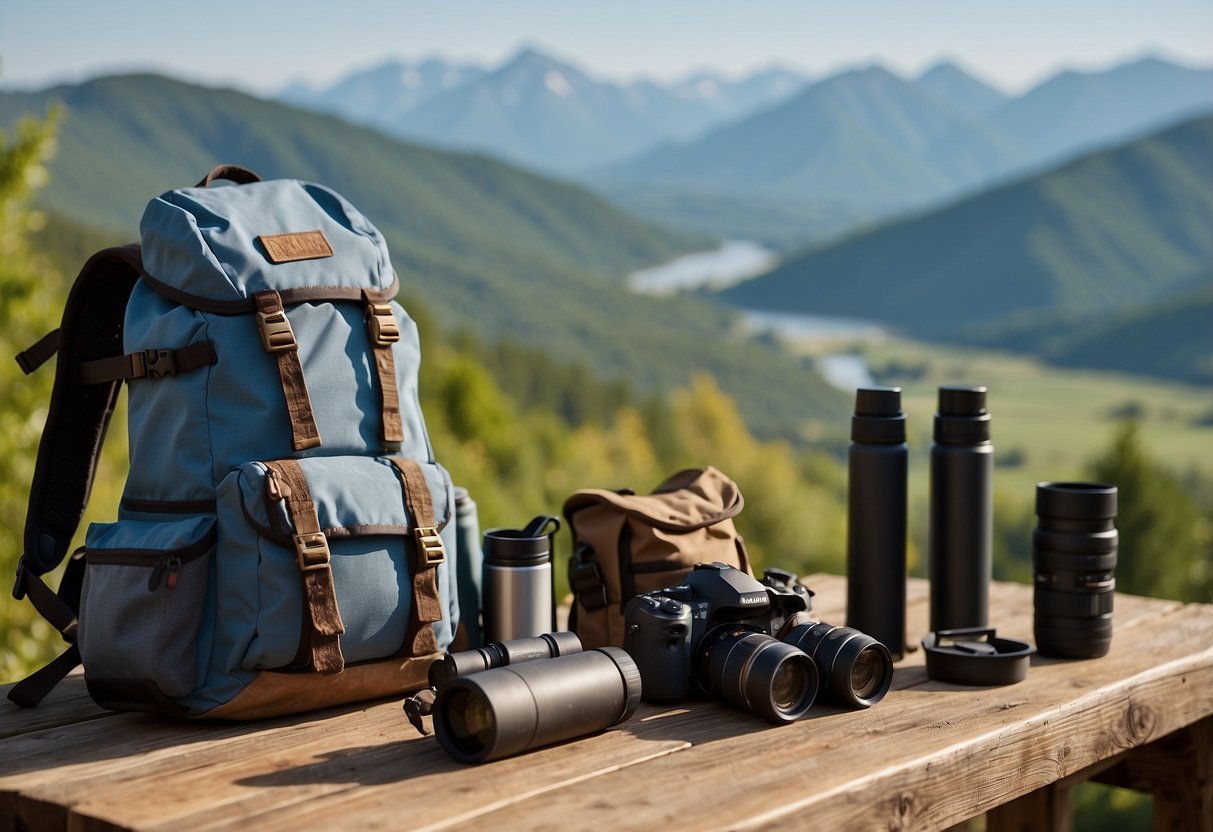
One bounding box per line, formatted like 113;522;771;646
0;578;1197;832
0;671;114;739
400;603;1213;832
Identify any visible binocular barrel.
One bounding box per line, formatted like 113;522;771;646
433;647;642;764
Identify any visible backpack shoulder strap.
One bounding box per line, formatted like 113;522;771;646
9;245;143;707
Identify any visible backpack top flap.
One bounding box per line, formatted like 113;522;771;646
140;178;396;309
563;466;744;533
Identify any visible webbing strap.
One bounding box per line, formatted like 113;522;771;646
264;459;345;674
364;299;404;451
387;457;446;658
6;645;81;708
15;329;61;375
254;291;321;452
79;341;218;384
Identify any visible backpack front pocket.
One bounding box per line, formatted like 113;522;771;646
79;515;216;699
212;455;456;676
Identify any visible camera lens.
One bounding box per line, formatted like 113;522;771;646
433;647;641;764
782;622;893;708
697;626;818;724
1033;482;1118;659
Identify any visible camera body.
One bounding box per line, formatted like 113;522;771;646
624;562;811;702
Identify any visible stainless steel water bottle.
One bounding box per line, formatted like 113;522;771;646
482;515;560;642
453;487;484;648
846;386;908;660
928;385;993;632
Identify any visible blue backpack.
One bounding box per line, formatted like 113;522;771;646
11;165;475;718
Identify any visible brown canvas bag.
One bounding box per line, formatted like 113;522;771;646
563;466;752;648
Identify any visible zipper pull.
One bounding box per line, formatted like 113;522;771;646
267;467;291;501
148;555;183;591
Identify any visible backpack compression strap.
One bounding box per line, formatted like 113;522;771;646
263;459;346;674
387;457;446;658
9;245;143;707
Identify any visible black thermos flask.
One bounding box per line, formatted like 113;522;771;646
846;387;908;660
928;385;993;632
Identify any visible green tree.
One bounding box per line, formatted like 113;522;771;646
1088;420;1210;602
0;108;64;680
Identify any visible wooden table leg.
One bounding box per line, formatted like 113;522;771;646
1092;716;1213;831
986;784;1073;832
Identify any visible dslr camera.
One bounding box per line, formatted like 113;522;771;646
624;563;893;724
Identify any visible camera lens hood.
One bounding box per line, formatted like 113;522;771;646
922;627;1032;686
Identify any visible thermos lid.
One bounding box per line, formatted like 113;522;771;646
1036;482;1117;520
922;627;1032;686
934;385;991;445
851;386;906;444
483;515;560;566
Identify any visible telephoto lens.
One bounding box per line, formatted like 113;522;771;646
695;626;818;724
432;647;642;764
428;631;583;688
1033;482;1118;659
780;618;893;708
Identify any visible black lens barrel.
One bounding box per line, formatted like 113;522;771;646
781;621;893;708
1033;482;1118;659
698;627;818;724
433;646;641;764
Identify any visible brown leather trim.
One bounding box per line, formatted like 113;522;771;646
255;291;321;452
265;459;346;674
259;230;334;264
197;655;435;720
387;457;444;658
365;300;404;450
140;269;400;315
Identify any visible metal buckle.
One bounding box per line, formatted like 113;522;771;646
257;309;297;353
414;526;446;567
144;349;177;379
365;303;400;347
293;532;331;571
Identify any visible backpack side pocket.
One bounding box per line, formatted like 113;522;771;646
79;515;215;701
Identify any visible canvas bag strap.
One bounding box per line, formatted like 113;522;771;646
6;554;86;708
387;457;446;657
264;459;346;674
363;293;404;451
14;245;143;601
254;291;322;451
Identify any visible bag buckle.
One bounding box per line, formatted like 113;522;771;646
293;532;331;571
257;309;297;353
570;551;608;611
414;526;446;567
365;303;400;347
143;349;177;379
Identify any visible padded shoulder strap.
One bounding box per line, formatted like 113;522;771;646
15;244;143;594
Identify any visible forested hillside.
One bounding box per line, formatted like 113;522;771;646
0;74;849;438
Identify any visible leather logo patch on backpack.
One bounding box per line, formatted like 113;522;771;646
258;230;334;263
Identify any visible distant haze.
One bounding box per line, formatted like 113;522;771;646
1;0;1211;95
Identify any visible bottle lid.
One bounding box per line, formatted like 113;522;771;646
851;386;906;444
482;515;560;566
922;627;1032;686
934;385;991;445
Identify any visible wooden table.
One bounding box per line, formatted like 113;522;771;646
2;576;1210;831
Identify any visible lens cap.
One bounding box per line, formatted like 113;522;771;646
921;627;1032;686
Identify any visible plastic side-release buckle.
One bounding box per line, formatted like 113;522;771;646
414;527;446;567
294;532;331;571
365;303;401;347
257;309;297;353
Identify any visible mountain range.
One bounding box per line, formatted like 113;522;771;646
602;57;1213;242
283;50;810;171
0;73;848;438
720;114;1213;382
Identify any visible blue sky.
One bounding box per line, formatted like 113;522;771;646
2;0;1212;93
